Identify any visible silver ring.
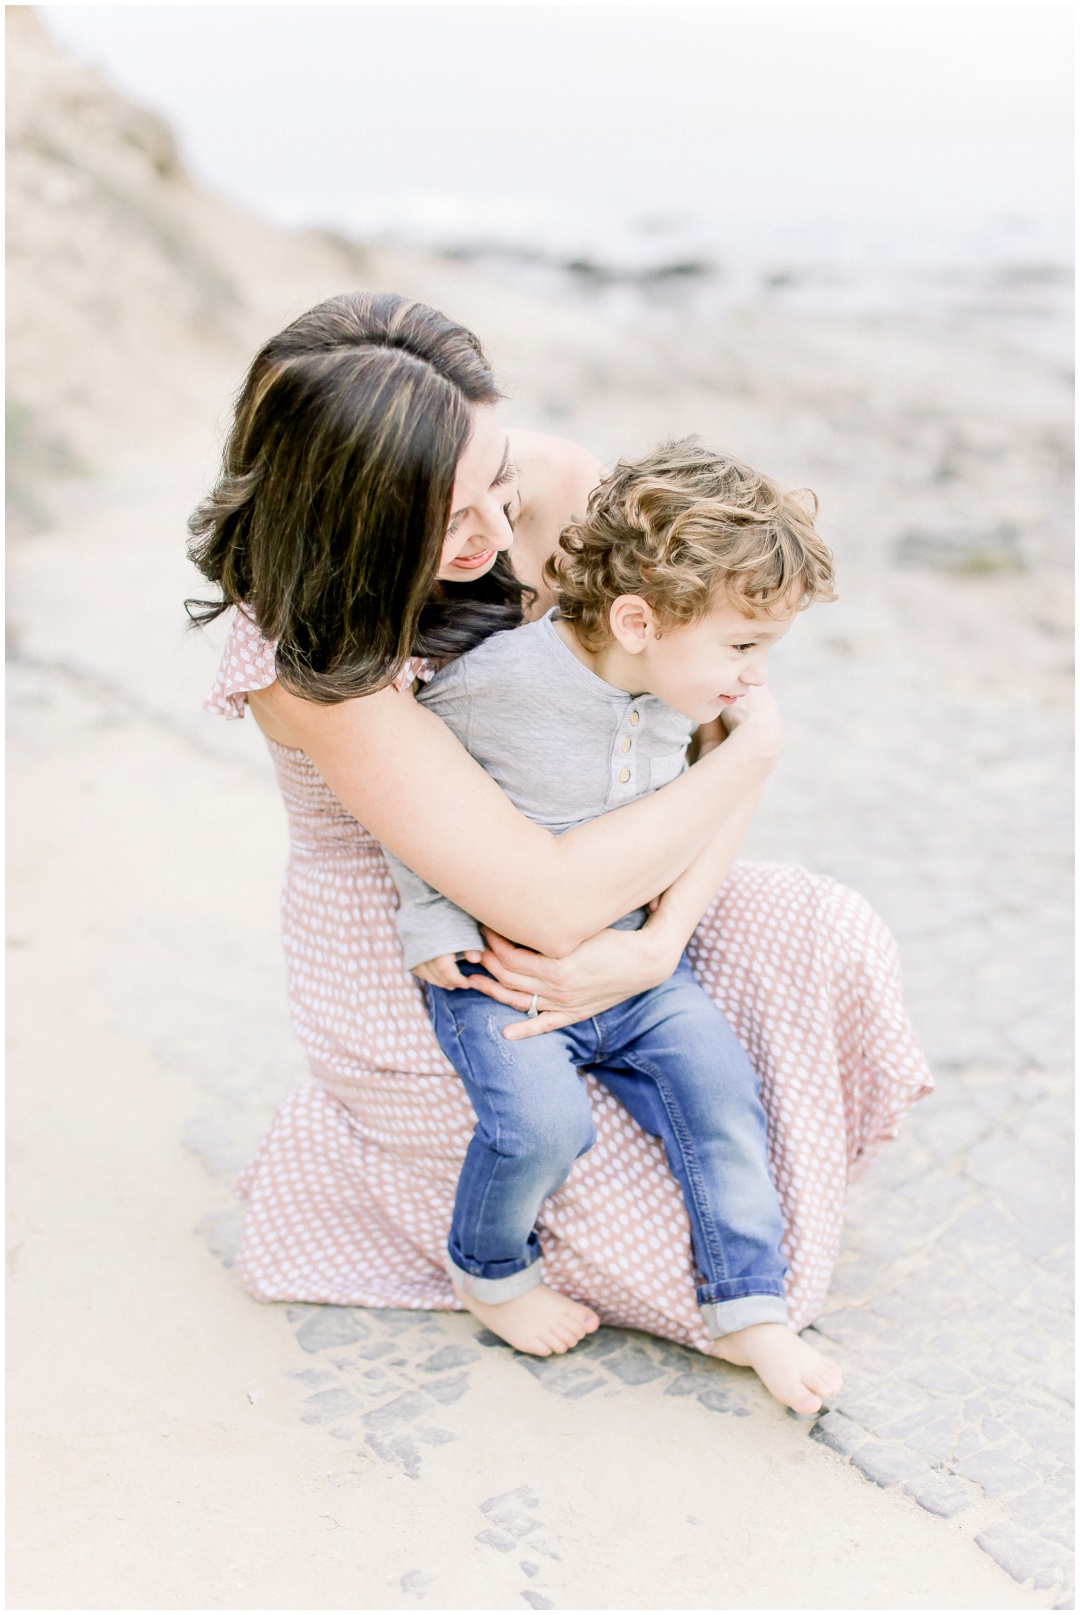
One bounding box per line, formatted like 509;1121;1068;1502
527;992;539;1018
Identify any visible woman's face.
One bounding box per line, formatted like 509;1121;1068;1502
438;406;518;583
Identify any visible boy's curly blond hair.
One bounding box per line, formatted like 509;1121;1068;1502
545;437;836;648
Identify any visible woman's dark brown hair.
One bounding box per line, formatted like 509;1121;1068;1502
187;290;530;701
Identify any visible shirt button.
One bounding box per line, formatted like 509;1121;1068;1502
630;711;639;725
619;768;630;783
620;737;631;752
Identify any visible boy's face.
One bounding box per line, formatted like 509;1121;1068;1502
630;594;797;724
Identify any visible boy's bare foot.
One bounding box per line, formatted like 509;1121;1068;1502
712;1322;842;1414
453;1281;600;1356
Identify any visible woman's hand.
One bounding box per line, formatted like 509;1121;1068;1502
464;923;679;1040
411;951;483;990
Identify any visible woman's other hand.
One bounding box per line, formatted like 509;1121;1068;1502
465;924;677;1040
412;951;483;990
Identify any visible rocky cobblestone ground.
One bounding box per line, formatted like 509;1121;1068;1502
742;592;1075;1606
813;1065;1073;1605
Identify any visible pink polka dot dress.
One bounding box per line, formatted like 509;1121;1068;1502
207;608;931;1348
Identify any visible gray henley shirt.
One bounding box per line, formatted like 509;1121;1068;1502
383;609;694;970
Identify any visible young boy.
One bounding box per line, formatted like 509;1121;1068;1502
383;438;841;1414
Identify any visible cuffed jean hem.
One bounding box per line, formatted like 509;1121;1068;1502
446;1255;544;1304
699;1294;790;1338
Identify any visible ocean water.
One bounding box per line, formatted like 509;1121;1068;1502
208;127;1074;368
370;191;1074;366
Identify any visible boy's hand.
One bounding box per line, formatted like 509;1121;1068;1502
720;684;783;758
412;951;483;990
691;717;726;760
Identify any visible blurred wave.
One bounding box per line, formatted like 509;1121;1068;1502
344;195;1073;364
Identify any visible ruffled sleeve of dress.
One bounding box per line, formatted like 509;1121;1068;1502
204;606;434;719
392;657;436;691
204;607;279;720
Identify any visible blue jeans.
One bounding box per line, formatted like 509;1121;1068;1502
426;954;788;1337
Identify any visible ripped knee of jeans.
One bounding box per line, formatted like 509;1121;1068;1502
484;1014;520;1064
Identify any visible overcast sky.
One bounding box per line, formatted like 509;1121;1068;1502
41;5;1074;255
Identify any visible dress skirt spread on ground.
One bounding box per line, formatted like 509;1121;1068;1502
207;608;932;1349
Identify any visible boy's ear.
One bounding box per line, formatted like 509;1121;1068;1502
608;594;655;655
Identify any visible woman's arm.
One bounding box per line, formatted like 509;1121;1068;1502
468;741;769;1039
248;676;779;960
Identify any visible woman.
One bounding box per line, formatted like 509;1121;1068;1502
191;291;930;1353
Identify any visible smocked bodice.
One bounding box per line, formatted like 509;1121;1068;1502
265;739;375;856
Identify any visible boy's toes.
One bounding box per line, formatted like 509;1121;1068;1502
553;1322;586;1350
789;1384;824;1415
555;1304;597;1345
805;1359;843;1400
